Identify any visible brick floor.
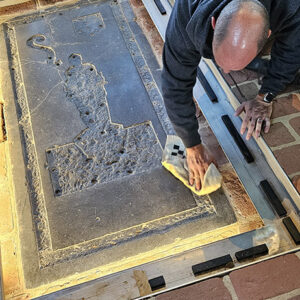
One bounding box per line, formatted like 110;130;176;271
221;67;300;194
38;0;73;6
290;116;300;136
230;254;300;300
262;122;295;147
155;253;300;300
156;278;232;300
0;0;36;16
0;0;73;18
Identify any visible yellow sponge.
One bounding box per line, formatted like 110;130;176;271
162;135;222;196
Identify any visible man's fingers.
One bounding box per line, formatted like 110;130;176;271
241;114;251;135
246;118;256;140
189;171;194;186
199;167;205;184
255;118;263;138
195;176;201;191
235;103;245;116
264;118;271;133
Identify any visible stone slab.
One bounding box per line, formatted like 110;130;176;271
1;0;237;289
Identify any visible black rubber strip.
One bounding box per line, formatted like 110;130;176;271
149;276;166;291
154;0;167;15
283;217;300;245
260;180;287;217
221;115;254;163
235;244;269;262
197;67;218;102
192;254;234;276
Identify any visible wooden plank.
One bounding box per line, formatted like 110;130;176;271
0;246;4;300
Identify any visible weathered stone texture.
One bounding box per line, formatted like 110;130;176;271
46;53;161;196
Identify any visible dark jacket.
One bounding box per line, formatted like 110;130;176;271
162;0;300;148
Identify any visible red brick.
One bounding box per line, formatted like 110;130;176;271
156;278;232;300
290;116;300;136
262;122;295;147
273;145;300;175
292;175;300;194
129;0;163;63
0;0;36;15
230;254;300;300
272;94;300;119
39;0;70;5
288;295;300;300
221;69;258;86
198;125;228;166
232;82;259;103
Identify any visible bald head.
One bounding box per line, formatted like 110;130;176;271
212;0;270;73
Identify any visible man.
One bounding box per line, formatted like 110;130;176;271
162;0;300;191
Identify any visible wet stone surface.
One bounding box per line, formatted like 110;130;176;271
2;0;237;288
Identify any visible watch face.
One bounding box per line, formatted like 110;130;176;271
264;93;275;102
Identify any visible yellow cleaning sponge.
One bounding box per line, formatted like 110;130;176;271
162;135;222;196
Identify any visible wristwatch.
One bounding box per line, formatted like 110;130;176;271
262;92;276;104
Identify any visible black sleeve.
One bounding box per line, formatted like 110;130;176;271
161;2;202;148
260;12;300;95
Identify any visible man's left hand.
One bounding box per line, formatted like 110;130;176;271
235;95;273;140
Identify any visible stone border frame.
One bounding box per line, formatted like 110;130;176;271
1;1;237;285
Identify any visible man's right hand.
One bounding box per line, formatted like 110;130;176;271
186;144;216;191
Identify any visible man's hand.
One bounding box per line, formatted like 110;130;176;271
186;144;216;191
235;95;273;140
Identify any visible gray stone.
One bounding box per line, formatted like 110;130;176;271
0;0;236;289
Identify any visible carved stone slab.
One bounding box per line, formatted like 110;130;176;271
1;0;236;288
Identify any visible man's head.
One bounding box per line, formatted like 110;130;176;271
212;0;270;73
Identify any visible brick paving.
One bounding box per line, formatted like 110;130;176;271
155;252;300;300
221;67;300;194
156;278;232;300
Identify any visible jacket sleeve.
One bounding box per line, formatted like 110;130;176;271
260;12;300;95
161;3;202;148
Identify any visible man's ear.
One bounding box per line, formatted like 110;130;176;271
211;16;216;30
268;29;272;38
